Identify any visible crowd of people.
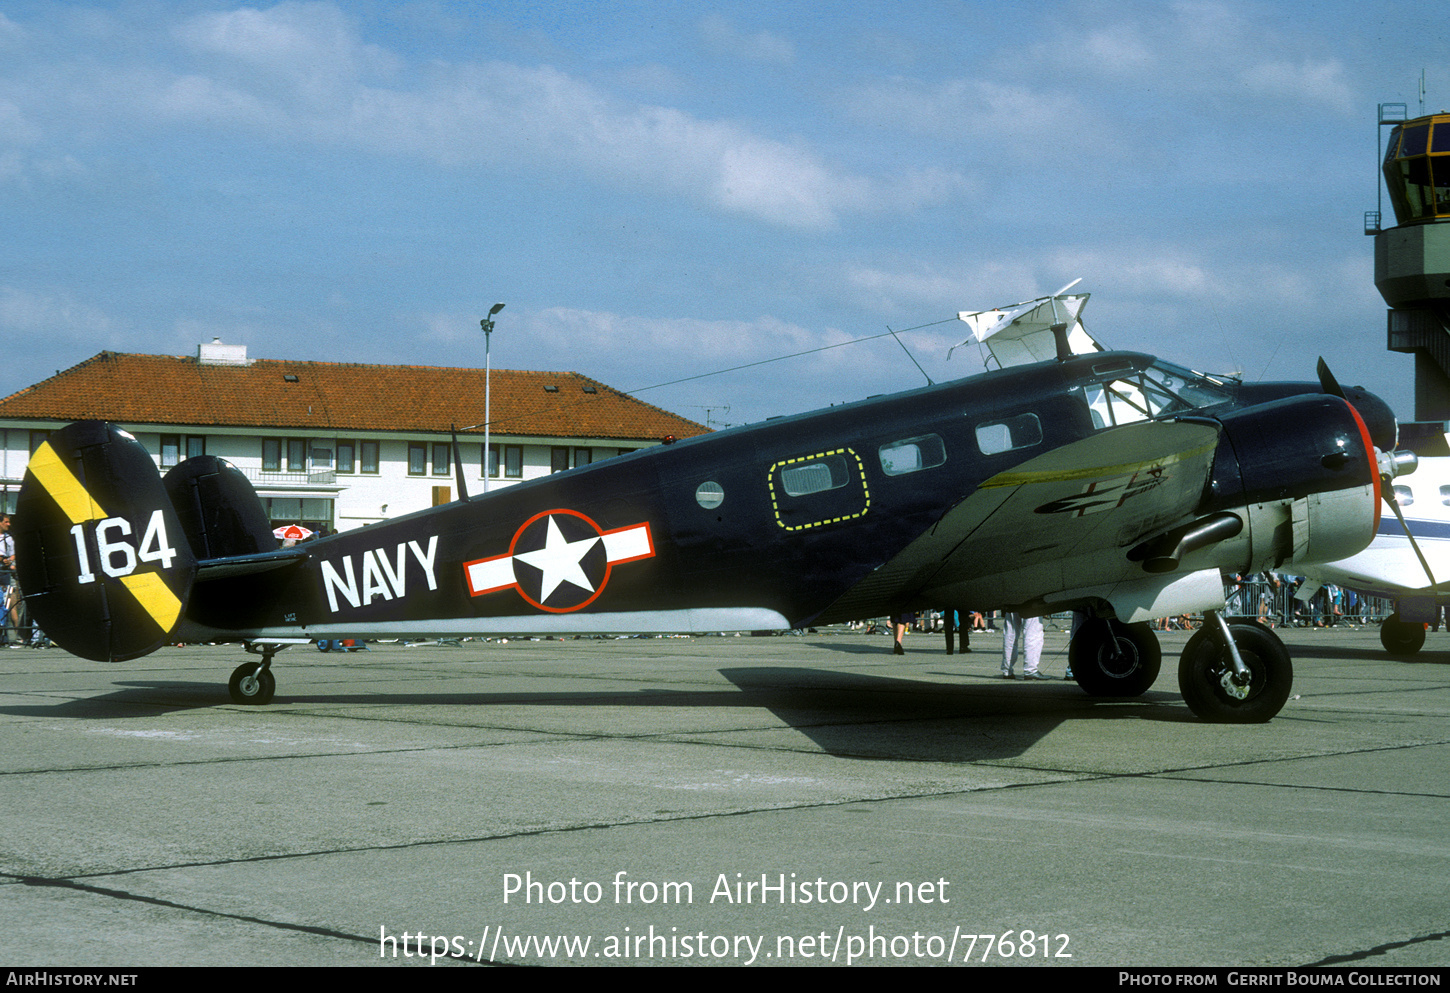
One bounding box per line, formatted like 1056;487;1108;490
852;573;1399;678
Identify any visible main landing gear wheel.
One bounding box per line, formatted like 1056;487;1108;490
1071;619;1162;696
1379;613;1426;657
1177;619;1291;723
228;662;276;705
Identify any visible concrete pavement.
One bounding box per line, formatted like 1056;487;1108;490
1;624;1447;967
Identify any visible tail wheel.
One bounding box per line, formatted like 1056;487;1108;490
1178;620;1291;723
228;663;276;705
1379;613;1425;657
1070;619;1162;696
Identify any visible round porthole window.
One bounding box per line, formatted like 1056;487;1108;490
695;481;725;509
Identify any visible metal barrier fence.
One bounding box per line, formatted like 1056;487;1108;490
863;577;1399;636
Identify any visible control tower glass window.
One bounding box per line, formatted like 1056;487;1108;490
1383;115;1450;224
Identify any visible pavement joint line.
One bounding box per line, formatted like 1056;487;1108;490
1;731;1436;885
7;875;442;962
0;779;1117;884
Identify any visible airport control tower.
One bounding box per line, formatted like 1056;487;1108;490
1373;106;1450;419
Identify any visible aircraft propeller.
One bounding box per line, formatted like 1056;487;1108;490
1317;357;1438;594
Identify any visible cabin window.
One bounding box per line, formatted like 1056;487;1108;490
1441;485;1450;506
1394;484;1414;507
696;481;725;509
1079;360;1233;429
879;434;946;476
975;413;1042;456
781;453;850;496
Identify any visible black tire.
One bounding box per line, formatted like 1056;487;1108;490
1071;619;1162;696
1177;620;1291;723
1380;613;1425;657
228;663;276;705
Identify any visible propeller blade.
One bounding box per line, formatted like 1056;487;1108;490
1384;485;1439;592
1317;357;1346;399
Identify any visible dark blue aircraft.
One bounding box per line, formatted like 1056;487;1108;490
14;341;1403;723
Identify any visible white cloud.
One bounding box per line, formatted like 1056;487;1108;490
175;2;399;83
1239;59;1355;115
0;11;26;49
1029;1;1359;115
699;14;794;66
846;76;1117;157
9;4;954;229
0;286;126;363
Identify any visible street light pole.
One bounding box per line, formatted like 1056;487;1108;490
481;303;504;493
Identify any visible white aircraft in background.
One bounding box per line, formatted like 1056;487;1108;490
1287;450;1450;656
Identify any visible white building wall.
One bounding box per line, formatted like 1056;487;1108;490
0;423;645;530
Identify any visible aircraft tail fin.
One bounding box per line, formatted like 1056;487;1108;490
163;455;277;560
16;421;198;662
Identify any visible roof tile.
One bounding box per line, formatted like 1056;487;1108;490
0;352;708;441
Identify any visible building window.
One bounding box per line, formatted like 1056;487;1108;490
552;446;570;473
360;441;379;474
264;438;311;473
186;436;206;460
408;443;427;476
486;444;523;478
264;497;334;532
573;447;592;468
432;443;451;476
160;434;180;469
336;440;355;474
29;430;51;454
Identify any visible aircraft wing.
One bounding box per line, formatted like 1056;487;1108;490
815;419;1221;622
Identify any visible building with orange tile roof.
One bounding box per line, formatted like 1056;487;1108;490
0;341;708;531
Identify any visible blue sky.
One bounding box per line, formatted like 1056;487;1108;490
0;1;1442;428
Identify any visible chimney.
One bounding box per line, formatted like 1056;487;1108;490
197;338;252;366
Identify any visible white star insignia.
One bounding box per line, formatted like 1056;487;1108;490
513;516;600;602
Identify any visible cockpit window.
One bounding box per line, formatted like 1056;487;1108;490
1078;360;1233;429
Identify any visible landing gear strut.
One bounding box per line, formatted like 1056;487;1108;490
227;640;308;704
1178;612;1292;722
1070;619;1162;696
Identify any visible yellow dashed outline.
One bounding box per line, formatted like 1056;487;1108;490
767;447;871;531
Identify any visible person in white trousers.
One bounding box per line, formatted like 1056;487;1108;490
1001;612;1050;680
